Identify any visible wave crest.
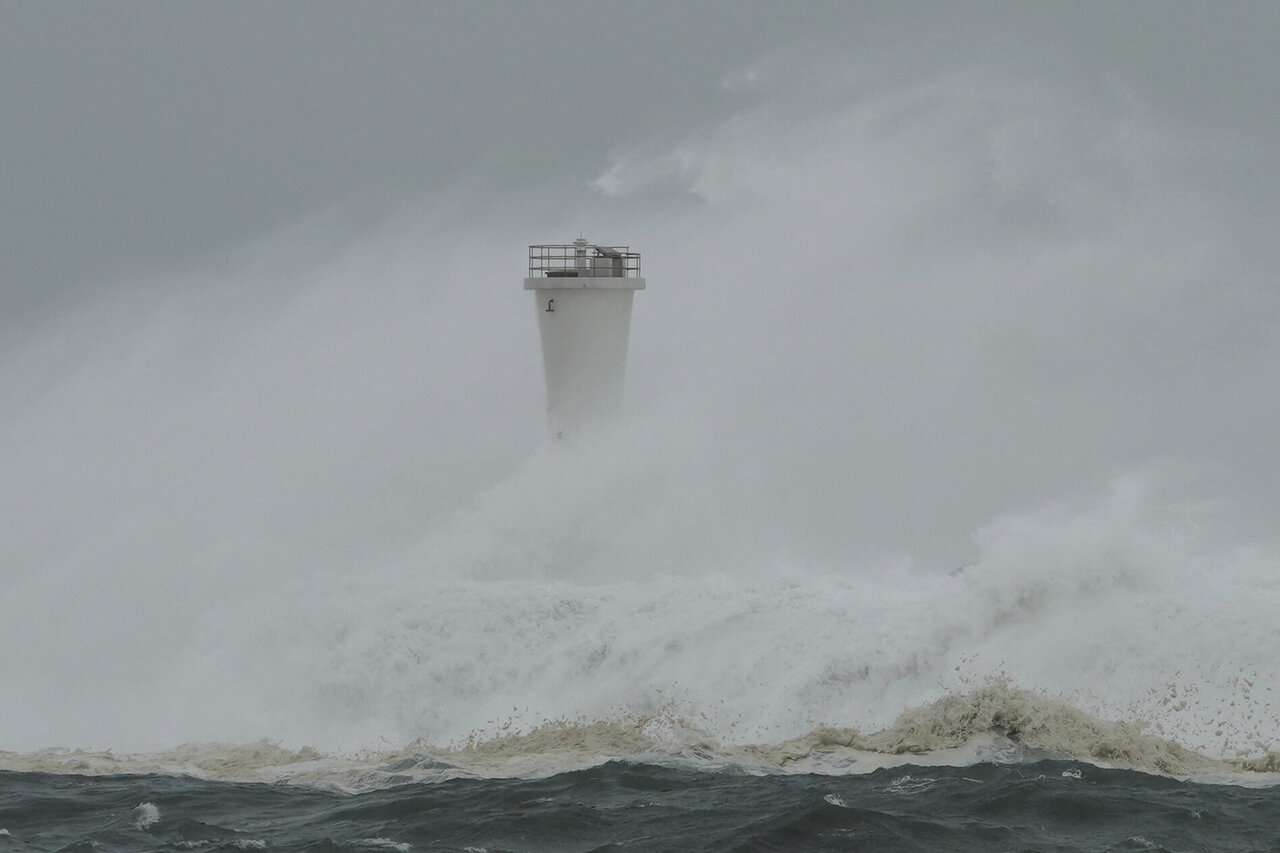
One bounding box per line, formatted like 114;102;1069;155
6;682;1276;789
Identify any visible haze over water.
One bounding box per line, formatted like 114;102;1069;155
2;3;1278;778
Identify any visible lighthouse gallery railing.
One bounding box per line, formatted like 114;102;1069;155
528;244;642;279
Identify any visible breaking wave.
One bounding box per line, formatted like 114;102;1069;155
3;426;1279;789
5;681;1278;790
5;459;1280;787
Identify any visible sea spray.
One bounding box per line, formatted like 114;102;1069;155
3;470;1277;765
5;683;1276;789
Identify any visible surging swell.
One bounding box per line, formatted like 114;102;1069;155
4;681;1277;790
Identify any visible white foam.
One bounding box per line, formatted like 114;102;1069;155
2;474;1277;780
3;680;1276;788
351;840;410;853
133;801;160;829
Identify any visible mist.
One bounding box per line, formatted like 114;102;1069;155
3;3;1279;753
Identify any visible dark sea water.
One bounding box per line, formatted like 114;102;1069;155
3;761;1277;853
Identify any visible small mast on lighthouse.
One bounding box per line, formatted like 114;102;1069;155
525;237;645;438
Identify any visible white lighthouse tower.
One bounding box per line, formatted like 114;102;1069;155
525;238;645;438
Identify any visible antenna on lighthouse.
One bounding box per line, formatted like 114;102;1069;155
525;238;645;439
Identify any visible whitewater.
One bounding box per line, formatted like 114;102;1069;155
4;423;1279;788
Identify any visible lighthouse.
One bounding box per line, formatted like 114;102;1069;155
525;238;645;438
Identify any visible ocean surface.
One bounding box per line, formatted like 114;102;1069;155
4;759;1280;852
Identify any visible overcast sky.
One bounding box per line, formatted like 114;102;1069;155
2;1;1278;575
7;3;1277;314
2;1;834;319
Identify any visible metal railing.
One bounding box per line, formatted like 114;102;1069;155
528;243;642;278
